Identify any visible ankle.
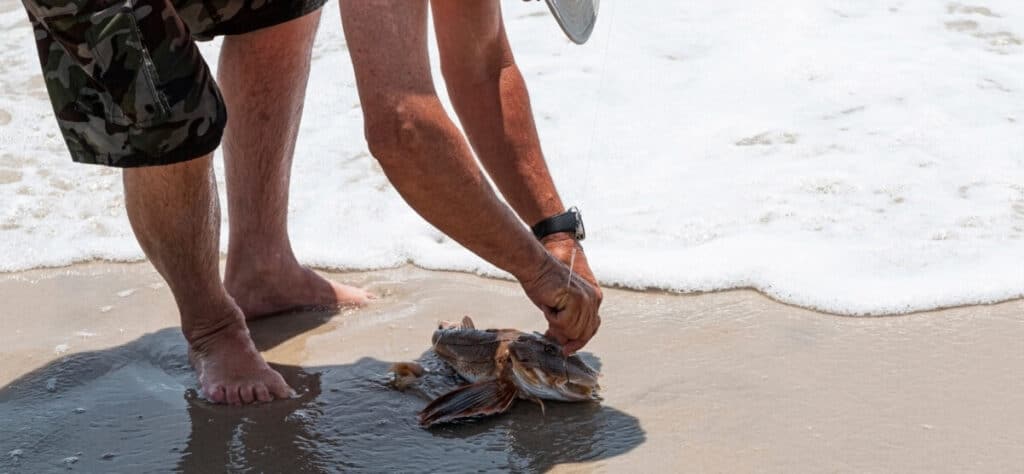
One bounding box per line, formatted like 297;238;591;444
180;298;248;349
225;246;301;281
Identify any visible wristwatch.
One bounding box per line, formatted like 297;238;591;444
531;207;586;241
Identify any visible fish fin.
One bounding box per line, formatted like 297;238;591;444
418;379;516;427
460;315;475;329
525;394;545;415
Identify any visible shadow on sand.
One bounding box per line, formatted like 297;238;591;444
0;311;645;473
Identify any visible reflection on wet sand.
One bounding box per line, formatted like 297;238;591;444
0;313;645;473
5;263;1024;471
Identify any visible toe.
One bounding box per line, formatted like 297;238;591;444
267;374;296;400
240;385;256;404
226;385;242;405
332;281;373;306
206;385;226;404
254;384;272;403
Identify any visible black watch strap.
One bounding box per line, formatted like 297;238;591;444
531;207;585;241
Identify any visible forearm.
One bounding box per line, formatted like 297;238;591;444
445;57;565;227
444;54;604;288
367;99;552;282
446;59;603;282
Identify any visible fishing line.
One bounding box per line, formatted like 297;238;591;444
565;0;615;289
566;245;578;288
575;0;617;209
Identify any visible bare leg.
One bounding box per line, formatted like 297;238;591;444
218;11;371;319
123;156;293;404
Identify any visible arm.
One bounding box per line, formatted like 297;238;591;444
341;0;599;353
431;0;603;312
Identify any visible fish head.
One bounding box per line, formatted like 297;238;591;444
430;317;512;381
507;333;601;402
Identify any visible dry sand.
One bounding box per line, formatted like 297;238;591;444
1;263;1023;472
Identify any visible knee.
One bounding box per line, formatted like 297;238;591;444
363;96;448;167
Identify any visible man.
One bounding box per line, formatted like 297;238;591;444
22;0;601;404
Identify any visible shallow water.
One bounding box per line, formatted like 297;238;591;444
0;266;646;473
2;264;1024;472
1;330;639;472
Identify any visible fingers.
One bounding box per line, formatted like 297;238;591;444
544;295;601;355
524;254;602;355
563;339;586;356
544;328;570;346
542;302;578;344
587;316;602;347
559;311;600;355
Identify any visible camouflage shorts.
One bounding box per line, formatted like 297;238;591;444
23;0;326;167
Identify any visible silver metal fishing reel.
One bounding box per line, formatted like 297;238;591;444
539;0;600;45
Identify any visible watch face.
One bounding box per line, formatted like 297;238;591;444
544;0;599;45
569;206;586;241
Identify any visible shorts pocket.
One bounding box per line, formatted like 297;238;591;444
69;0;171;126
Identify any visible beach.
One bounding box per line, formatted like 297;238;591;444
2;0;1024;471
2;263;1023;472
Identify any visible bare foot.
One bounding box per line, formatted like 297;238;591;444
188;317;295;404
225;262;374;320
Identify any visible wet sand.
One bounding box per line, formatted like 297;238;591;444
1;263;1023;472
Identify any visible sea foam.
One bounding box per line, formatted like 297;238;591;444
1;1;1022;315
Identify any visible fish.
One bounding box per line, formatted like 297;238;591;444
403;316;601;427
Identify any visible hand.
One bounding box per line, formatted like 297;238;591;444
519;249;602;355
